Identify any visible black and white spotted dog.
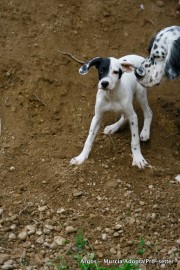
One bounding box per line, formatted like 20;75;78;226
135;26;180;87
70;55;153;169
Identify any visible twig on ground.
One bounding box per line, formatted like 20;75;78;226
33;94;47;107
57;50;85;64
19;203;31;216
0;97;9;110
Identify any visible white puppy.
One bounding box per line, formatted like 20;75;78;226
70;55;153;169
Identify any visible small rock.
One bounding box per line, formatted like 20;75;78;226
117;251;122;259
2;265;14;270
101;233;107;241
113;232;119;237
50;242;58;250
56;208;65;214
54;236;66;246
73;191;83;197
36;235;44;244
156;0;164;7
18;231;27;241
26;225;35;231
129;218;135;225
8;233;16;240
0;209;3;215
176;239;180;244
34;255;43;266
0;254;10;265
176;262;180;269
175;175;180;183
36;230;43;235
10;224;17;230
38;206;47;212
27;230;35;236
65;226;76;234
160;264;166;269
45;224;54;230
114;224;122;230
96;251;103;258
139;201;145;206
110;247;116;254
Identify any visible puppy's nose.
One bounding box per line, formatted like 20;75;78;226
101;81;109;88
134;67;146;79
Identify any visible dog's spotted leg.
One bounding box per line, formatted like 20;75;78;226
70;113;103;165
128;113;148;169
136;85;153;142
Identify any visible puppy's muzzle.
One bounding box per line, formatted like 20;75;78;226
134;67;146;79
101;81;109;89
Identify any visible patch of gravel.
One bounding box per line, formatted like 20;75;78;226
0;199;179;270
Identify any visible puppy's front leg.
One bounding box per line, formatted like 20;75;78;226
70;114;103;165
128;113;148;169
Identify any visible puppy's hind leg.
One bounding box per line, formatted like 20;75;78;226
136;85;153;142
104;114;127;135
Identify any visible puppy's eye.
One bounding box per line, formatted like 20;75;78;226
113;70;119;75
99;68;104;74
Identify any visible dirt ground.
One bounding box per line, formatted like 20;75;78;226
0;0;180;269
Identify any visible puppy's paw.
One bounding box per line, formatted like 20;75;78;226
70;153;87;165
140;129;150;142
104;123;119;135
132;153;148;169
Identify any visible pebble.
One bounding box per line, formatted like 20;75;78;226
113;232;119;237
50;242;58;250
114;224;122;230
0;254;10;265
65;226;76;234
96;251;103;258
26;225;35;231
18;231;28;241
10;224;17;230
73;191;83;197
117;251;122;259
0;208;3;215
8;233;16;240
2;265;14;270
38;206;47;212
110;247;116;254
156;0;164;7
36;235;44;244
45;224;54;230
54;236;66;246
56;208;65;214
101;233;107;241
129;218;136;225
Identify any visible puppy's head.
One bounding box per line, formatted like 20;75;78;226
79;57;133;90
134;26;180;87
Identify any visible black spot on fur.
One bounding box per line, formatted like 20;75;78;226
153;43;158;50
97;58;110;80
118;69;123;79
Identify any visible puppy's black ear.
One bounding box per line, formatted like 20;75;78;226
79;57;103;75
148;35;156;53
165;38;180;79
